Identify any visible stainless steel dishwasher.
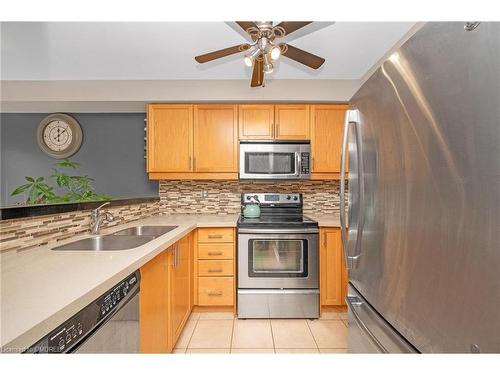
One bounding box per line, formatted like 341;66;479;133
25;271;140;354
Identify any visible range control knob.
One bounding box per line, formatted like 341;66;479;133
58;338;65;351
293;196;298;201
286;195;291;200
77;323;83;334
65;333;71;343
123;285;129;295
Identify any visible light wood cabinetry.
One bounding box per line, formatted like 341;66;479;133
147;104;238;180
139;250;171;353
147;102;348;180
195;227;235;308
274;104;311;140
310;104;348;180
169;234;191;345
320;227;347;307
139;233;193;353
147;104;193;173
194;105;238;173
238;104;310;140
238;104;274;139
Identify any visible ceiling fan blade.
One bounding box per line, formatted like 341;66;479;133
275;21;312;36
195;44;250;63
282;44;325;69
236;21;258;34
251;57;264;87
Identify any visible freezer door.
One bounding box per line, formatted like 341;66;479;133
347;284;416;353
347;22;500;353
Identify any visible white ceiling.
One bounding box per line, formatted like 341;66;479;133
1;22;416;81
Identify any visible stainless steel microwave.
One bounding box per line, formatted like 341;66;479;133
239;141;311;180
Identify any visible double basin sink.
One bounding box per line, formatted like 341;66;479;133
52;225;178;251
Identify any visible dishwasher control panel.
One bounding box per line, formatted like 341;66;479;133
24;271;139;353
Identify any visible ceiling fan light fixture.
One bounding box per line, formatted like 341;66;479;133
269;45;281;60
263;54;274;73
244;47;261;67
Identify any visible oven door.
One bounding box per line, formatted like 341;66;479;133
238;229;319;289
239;143;302;179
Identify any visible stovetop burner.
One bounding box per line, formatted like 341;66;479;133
237;215;318;228
238;193;318;229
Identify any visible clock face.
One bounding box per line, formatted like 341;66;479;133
37;114;83;159
43;120;74;151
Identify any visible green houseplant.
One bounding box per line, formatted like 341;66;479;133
11;159;111;205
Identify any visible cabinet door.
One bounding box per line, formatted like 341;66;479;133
274;104;310;140
194;105;238;172
139;250;171;353
169;236;191;345
238;104;274;139
147;104;193;172
320;228;344;306
311;104;348;174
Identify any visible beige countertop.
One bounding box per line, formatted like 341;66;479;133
0;214;238;352
307;213;342;227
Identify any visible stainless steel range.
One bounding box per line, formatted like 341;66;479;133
237;193;319;319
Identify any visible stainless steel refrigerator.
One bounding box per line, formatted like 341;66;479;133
340;22;500;353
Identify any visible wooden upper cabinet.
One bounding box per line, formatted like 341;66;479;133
310;104;348;179
194;105;238;173
238;104;274;139
147;104;193;173
274;104;310;140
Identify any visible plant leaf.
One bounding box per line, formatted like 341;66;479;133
11;183;32;196
25;176;34;182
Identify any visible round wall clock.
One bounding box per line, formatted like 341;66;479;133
37;113;83;159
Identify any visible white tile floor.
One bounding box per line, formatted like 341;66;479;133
174;311;348;354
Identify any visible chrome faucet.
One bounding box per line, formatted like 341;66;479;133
90;202;115;235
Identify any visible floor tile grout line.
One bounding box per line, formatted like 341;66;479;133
268;319;276;354
305;319;320;351
229;317;235;350
184;313;200;350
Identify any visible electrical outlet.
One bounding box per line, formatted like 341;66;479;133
201;190;209;198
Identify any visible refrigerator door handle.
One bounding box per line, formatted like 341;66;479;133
340;109;365;269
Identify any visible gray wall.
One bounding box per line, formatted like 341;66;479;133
0;113;158;207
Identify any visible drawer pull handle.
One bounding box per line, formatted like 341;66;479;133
208;291;223;296
207;268;223;273
207;234;224;239
208;251;223;256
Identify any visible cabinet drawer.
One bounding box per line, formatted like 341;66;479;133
197;228;234;243
198;260;234;276
198;243;234;260
198;277;234;306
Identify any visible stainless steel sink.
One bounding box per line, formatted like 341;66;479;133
112;225;178;238
52;234;156;251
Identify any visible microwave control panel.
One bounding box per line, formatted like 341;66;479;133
301;152;310;174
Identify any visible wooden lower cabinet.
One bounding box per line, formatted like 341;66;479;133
139;250;171;353
139;233;192;353
195;227;236;309
169;234;191;345
320;227;347;307
198;277;234;306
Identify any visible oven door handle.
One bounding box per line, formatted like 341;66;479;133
237;228;319;234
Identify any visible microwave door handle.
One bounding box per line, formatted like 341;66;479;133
295;152;300;176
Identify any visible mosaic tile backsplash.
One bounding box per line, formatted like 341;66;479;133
159;180;344;215
0;202;160;253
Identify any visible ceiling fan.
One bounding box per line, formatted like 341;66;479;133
194;21;326;87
